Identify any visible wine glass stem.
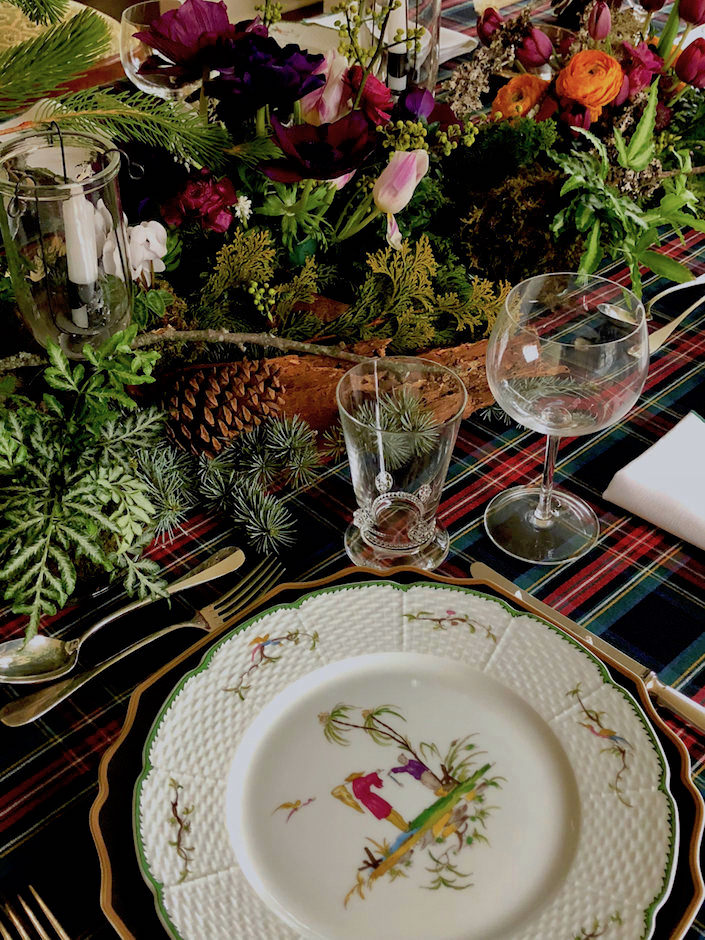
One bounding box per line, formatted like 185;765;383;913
534;435;558;526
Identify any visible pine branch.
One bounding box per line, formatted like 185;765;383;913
5;0;68;25
34;90;233;170
0;10;110;117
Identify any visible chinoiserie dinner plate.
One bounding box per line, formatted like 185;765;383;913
134;581;679;940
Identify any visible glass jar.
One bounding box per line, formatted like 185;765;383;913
0;128;132;358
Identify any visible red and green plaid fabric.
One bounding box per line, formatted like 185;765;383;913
1;9;704;938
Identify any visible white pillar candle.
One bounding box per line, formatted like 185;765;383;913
62;187;99;329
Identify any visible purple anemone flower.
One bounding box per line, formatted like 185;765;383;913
261;112;378;182
207;35;325;115
393;86;463;131
134;0;262;80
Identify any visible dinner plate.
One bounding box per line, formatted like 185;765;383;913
133;580;679;940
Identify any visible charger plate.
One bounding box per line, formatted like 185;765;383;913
133;579;679;940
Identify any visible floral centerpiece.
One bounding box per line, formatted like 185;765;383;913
2;0;705;636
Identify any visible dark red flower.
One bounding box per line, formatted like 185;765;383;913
134;0;256;81
343;66;393;125
675;37;705;87
261;112;378;182
516;27;553;68
655;100;673;129
559;99;592;132
477;7;502;45
618;41;663;99
680;0;705;24
640;0;666;10
161;169;239;233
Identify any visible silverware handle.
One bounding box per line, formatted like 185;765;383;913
648;680;705;736
0;619;205;727
66;548;245;653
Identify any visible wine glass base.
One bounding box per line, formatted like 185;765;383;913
344;522;449;571
484;486;599;565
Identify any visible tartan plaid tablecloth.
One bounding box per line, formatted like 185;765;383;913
1;8;705;940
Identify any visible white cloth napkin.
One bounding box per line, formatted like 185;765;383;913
603;412;705;551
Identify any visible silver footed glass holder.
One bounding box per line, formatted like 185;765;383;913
484;272;649;565
337;356;466;570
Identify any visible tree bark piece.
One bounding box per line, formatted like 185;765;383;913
273;339;493;432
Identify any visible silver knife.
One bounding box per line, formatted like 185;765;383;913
470;562;705;735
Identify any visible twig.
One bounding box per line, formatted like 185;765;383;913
131;327;369;363
0;328;370;372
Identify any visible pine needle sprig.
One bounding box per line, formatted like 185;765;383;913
352;388;439;471
230;481;296;554
36;90;232;169
138;446;198;541
6;0;68;25
263;415;321;488
0;10;111;118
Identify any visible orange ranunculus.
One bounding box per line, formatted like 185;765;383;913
490;74;550;119
555;49;624;119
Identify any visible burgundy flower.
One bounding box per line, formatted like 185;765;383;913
477;7;502;46
640;0;666;10
587;1;611;40
261;112;378;182
161;169;239;233
655;100;673;129
675;37;705;87
680;0;705;24
559;99;592;132
394;86;463;130
344;66;393;125
619;41;663;99
134;0;254;81
613;71;630;105
516;27;553;68
208;35;325;115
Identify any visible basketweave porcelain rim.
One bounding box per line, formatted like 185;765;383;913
134;581;678;940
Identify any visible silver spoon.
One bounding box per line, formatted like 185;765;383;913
0;546;245;684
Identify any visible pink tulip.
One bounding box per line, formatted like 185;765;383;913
516;27;553;68
675;37;705;87
477;7;502;46
372;149;429;215
300;50;350;126
587;1;611;40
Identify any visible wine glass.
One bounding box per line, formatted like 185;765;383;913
120;0;201;101
484;272;648;565
337;357;467;570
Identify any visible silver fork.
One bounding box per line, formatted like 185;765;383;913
0;886;70;940
0;557;284;728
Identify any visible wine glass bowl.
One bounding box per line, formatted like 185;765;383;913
484;273;648;564
120;0;201;101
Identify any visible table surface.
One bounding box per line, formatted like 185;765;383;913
1;7;705;940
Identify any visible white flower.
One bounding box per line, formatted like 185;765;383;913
234;195;252;223
102;215;129;280
128;220;168;286
93;199;113;257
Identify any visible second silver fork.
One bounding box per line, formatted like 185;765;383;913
0;557;284;727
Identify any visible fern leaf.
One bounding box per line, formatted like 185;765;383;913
0;10;111;117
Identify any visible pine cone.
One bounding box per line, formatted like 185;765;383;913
164;359;285;458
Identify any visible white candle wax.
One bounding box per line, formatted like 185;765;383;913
62;188;99;285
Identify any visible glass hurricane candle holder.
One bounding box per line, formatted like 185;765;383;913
337;356;466;570
0;128;132;358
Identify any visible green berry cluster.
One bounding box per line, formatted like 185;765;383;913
378;119;429;152
247;280;277;319
254;0;282;24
